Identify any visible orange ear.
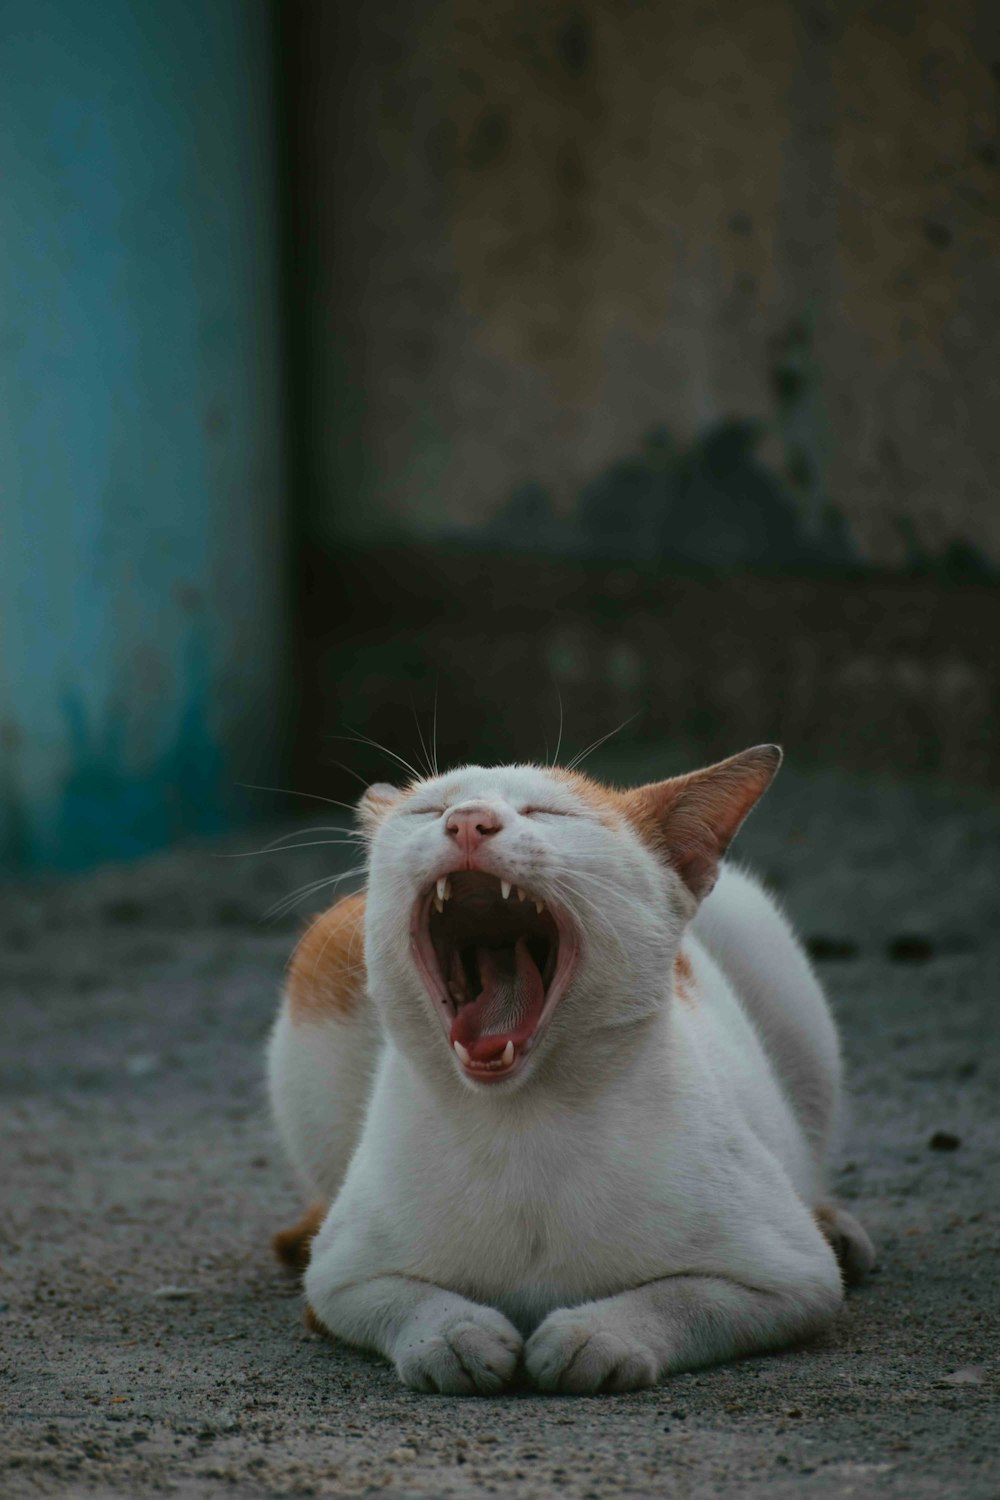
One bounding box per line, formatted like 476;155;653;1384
620;745;781;900
357;782;404;835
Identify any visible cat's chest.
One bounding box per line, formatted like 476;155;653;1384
360;1066;715;1313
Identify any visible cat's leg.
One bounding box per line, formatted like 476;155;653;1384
305;1230;522;1395
525;1247;843;1393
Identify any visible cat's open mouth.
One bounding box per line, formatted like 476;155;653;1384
409;870;579;1084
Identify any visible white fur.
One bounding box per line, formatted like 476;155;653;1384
267;762;870;1395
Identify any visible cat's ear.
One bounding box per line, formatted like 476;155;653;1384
621;745;781;901
357;782;404;835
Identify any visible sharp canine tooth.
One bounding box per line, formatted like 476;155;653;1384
501;1040;514;1066
535;898;545;914
436;877;448;902
433;894;444;913
453;1040;471;1065
501;880;511;900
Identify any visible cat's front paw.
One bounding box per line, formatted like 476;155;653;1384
395;1305;522;1396
525;1305;659;1394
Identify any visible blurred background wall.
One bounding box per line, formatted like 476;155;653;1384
0;0;287;869
291;0;999;569
2;0;998;871
284;0;999;797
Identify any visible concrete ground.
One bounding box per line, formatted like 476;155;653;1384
2;760;998;1499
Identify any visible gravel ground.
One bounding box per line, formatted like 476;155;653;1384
2;761;998;1499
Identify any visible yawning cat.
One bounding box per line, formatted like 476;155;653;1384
268;746;874;1394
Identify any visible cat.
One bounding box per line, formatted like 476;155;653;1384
267;745;874;1394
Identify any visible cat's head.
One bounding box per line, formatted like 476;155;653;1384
359;746;780;1095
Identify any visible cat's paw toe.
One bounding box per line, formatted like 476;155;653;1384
396;1310;522;1396
526;1311;658;1394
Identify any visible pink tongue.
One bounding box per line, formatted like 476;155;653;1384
450;938;545;1062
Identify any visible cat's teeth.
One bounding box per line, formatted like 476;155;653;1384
433;893;444;914
501;1040;515;1066
436;877;450;902
535;898;546;914
453;1040;471;1065
517;888;527;902
501;880;512;900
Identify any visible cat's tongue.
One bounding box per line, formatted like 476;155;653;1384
450;938;545;1063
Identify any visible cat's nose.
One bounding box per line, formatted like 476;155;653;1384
445;803;504;860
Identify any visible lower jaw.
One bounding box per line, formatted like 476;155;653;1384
455;1044;532;1085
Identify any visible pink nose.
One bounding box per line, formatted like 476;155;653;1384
446;803;504;859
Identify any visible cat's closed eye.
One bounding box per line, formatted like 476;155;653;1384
520;807;576;818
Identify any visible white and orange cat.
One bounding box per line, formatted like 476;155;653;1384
267;746;874;1394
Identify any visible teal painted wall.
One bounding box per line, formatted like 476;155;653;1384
0;0;287;870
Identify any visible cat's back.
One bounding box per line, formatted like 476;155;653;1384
689;863;841;1164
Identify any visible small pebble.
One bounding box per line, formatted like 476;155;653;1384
126;1054;160;1077
151;1285;196;1299
928;1131;961;1151
941;1366;984;1385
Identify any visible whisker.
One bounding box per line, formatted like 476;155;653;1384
564;713;640;772
237;782;361;817
547;874;616;928
345;917;366;975
332;729;422;784
217;823;361;857
410;698;435;780
327;758;372;793
288;941;369;986
545;883;607;950
266;883;336;923
265;877;344;922
543;863;635;900
551;688;565;769
309;918;369;990
264;866;367;923
548;879;629;963
547;868;628;928
217;838;362;860
308;955;368;985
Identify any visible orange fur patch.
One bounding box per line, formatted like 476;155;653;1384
557;749;780;900
287;889;368;1024
358;781;413;834
549;768;626;826
272;1202;327;1272
673;948;697;1006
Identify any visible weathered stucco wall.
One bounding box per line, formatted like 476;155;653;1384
295;0;1000;569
